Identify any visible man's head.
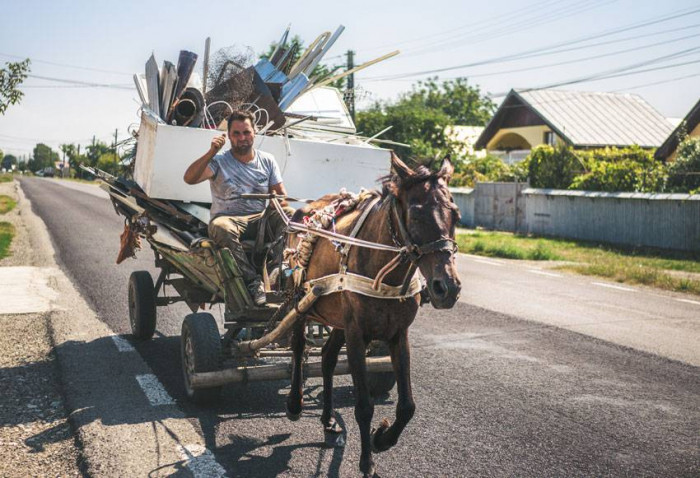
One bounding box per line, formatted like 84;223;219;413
227;110;256;156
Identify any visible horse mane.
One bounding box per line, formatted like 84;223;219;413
380;163;450;197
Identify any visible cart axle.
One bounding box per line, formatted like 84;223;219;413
189;356;393;388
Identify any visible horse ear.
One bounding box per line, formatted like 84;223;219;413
390;151;414;181
438;155;454;183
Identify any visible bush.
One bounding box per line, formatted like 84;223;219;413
666;136;700;194
450;154;517;187
527;145;583;189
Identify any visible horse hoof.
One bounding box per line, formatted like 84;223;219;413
370;419;391;453
286;407;302;421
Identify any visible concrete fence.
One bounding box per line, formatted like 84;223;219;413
450;184;700;252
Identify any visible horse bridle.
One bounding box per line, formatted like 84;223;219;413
385;196;458;295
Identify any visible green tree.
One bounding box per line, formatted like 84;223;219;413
2;153;17;171
85;140;111;168
96;152;120;176
0;59;30;114
401;77;495;126
356;77;496;162
31;143;59;172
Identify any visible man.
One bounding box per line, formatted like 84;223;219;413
184;110;291;306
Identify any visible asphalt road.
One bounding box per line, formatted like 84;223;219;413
20;177;700;477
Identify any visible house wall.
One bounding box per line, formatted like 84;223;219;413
486;125;561;151
450;185;700;251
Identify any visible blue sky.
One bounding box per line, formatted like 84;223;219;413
1;0;699;157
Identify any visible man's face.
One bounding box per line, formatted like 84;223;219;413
229;119;255;156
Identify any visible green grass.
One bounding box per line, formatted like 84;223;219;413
0;222;14;260
456;229;700;295
0;173;13;183
0;195;16;214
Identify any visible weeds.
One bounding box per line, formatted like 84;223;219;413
0;195;17;214
0;222;14;260
457;228;700;296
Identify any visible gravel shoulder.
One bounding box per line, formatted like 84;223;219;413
0;180;82;477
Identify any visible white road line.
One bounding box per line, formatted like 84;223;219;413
675;298;700;306
528;269;561;278
592;282;636;292
111;335;135;352
135;374;176;406
472;258;505;267
178;444;227;477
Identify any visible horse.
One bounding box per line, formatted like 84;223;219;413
284;152;462;477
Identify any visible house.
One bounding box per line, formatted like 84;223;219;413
474;89;675;163
445;125;486;158
654;98;700;162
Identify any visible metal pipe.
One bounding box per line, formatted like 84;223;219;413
236;285;324;354
190;356;392;389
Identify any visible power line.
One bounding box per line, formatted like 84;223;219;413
0;52;132;76
361;5;700;81
614;71;700;92
26;74;133;90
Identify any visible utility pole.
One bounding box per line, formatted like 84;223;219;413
346;50;355;122
113;129;119;174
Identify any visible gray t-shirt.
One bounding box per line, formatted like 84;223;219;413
208;149;283;218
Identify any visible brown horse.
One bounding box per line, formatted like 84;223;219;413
285;152;461;477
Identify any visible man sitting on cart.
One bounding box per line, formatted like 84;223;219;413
183;109;292;306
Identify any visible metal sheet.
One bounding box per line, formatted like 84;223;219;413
145;54;160;118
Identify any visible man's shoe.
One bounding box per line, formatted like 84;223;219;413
248;279;267;306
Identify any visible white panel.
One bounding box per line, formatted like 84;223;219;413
133;114;390;203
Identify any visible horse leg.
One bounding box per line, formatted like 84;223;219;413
321;328;345;444
285;319;306;421
371;329;415;453
346;325;376;477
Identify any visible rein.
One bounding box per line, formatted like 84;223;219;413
270;192;457;295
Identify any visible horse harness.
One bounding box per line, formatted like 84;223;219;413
278;193;458;301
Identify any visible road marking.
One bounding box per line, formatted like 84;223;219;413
528;269;561;278
178;444;227;477
675;298;700;306
111;335;135;352
472;258;505;267
135;374;176;406
592;282;636;292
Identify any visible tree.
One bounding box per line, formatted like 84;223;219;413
2;153;17;171
30;143;59;172
85;140;111;168
0;59;30;114
356;77;496;163
401;77;495;126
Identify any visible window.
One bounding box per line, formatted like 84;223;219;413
543;131;556;146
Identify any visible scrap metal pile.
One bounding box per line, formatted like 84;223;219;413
131;25;398;137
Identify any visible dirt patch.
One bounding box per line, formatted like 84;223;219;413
0;179;82;477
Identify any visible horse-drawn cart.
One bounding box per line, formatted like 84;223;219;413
95;170;396;404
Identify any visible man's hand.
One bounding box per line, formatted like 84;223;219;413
210;134;227;154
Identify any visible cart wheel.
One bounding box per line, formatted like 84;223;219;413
128;271;157;340
367;340;396;398
181;313;222;405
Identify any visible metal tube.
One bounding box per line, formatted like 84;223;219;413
190;356;392;389
236;285;324;354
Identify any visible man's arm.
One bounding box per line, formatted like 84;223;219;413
269;182;288;207
183;134;226;184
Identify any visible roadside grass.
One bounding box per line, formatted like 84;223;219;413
0;222;14;260
456;229;700;295
0;173;13;183
0;195;17;214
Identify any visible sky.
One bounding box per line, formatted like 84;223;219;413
1;0;699;158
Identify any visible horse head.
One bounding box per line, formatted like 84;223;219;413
387;152;462;309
